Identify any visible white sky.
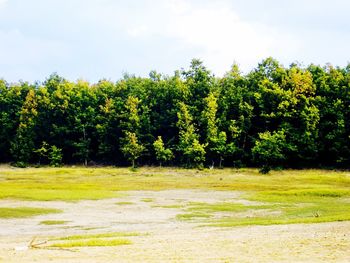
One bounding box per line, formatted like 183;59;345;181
0;0;349;82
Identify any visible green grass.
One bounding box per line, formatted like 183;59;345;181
1;167;349;201
50;238;131;247
40;220;69;225
176;212;212;220
54;232;142;240
0;207;61;218
1;167;350;226
141;198;154;202
187;202;254;212
48;231;140;248
176;191;350;226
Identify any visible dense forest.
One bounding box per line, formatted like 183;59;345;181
1;58;350;171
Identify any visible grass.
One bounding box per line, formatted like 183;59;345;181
53;232;142;240
176;212;212;220
0;166;344;201
141;198;154;202
0;207;61;218
1;166;350;226
49;231;140;248
50;238;132;247
176;193;350;226
40;220;69;225
176;202;248;221
187;202;254;212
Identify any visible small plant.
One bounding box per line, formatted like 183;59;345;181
259;165;271;174
34;141;49;165
48;145;63;167
121;131;144;168
129;167;138;172
313;212;320;218
153;136;173;167
12;161;27;168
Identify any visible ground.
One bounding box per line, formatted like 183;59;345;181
0;167;349;262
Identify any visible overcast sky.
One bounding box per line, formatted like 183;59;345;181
0;0;349;83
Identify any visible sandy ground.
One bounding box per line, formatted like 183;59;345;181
0;190;349;262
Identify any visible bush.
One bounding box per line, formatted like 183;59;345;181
49;146;63;167
259;165;271;174
12;161;27;168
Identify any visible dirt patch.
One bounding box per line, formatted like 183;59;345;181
0;190;349;262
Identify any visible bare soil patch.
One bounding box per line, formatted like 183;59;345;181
0;190;349;262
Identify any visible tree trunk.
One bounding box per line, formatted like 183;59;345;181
219;156;223;169
132;159;135;168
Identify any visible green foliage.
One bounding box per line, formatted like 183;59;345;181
177;102;207;167
73;136;91;166
49;146;63;167
252;129;295;173
10;89;38;166
153;136;173;166
204;92;228;167
259;165;272;174
0;59;350;168
121;131;144;168
34;141;49;165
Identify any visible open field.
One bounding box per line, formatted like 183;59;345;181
0;166;350;262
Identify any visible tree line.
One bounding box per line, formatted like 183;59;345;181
1;58;350;172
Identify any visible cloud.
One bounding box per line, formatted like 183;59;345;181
124;0;301;74
0;0;304;82
0;0;7;8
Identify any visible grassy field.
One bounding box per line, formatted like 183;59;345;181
0;207;61;218
0;166;350;226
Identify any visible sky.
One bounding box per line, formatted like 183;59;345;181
0;0;349;83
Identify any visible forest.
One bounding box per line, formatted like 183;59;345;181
1;58;350;172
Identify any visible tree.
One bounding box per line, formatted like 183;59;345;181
203;92;227;168
119;95;147;167
1;59;350;169
73;125;91;166
219;65;252;166
11;89;38;166
184;138;206;167
124;95;141;132
49;145;63;167
121;131;144;168
252;129;295;173
177;102;206;167
153;136;173;167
